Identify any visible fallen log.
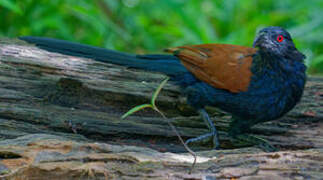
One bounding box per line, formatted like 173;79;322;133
0;38;322;179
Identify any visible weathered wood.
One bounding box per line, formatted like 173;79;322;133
0;38;322;179
0;134;322;179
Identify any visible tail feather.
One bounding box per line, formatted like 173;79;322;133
19;36;188;76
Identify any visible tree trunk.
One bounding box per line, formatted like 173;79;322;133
0;38;322;179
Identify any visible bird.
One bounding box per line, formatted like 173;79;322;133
20;26;307;150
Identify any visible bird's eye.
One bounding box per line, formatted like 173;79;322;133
277;35;284;43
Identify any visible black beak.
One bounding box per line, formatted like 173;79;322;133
253;35;260;48
253;31;266;48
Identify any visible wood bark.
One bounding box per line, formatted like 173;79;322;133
0;38;322;179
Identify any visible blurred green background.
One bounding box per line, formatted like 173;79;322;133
1;0;322;74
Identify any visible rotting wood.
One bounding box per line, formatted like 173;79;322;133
0;38;322;151
0;38;322;179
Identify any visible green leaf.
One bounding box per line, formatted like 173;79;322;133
0;0;22;14
121;104;152;119
151;77;169;107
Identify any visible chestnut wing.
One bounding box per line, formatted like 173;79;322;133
166;44;257;93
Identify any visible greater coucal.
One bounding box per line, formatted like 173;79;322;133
20;26;306;149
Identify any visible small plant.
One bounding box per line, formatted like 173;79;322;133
122;77;197;174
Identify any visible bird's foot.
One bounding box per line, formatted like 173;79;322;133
185;132;220;149
233;134;277;152
186;109;220;149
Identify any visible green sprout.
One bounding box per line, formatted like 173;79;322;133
121;77;170;119
121;77;197;174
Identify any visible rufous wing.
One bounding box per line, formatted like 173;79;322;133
166;44;257;93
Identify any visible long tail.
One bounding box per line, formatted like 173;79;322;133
19;36;188;76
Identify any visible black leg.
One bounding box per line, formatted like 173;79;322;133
234;134;278;152
228;117;277;152
185;109;220;149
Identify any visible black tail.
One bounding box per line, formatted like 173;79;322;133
19;36;188;76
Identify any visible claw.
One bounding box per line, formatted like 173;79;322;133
185;109;220;149
235;134;278;152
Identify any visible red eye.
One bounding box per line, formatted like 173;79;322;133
277;35;284;42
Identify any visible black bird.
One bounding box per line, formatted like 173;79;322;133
20;26;306;149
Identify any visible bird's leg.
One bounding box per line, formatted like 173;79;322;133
234;134;277;152
228;118;277;152
185;109;220;149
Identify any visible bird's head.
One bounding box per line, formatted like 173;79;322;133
253;26;305;61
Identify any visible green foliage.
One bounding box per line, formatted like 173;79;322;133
0;0;21;14
309;55;323;74
121;77;197;173
122;77;169;119
0;0;322;73
121;104;153;119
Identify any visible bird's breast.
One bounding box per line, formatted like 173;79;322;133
242;66;306;121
